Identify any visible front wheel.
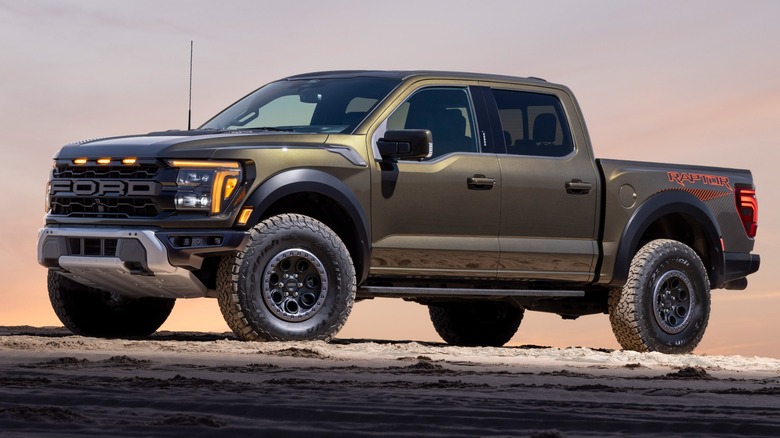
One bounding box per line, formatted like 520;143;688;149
217;214;356;341
609;239;710;354
48;271;175;338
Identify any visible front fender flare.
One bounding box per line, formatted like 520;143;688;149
242;169;370;283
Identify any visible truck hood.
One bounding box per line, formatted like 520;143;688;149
54;130;330;160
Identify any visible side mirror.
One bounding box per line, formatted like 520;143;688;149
376;130;432;161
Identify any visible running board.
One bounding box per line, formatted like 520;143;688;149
357;286;585;299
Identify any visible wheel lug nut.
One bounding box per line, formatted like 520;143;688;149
293;292;299;297
278;282;284;287
294;274;299;278
298;283;303;288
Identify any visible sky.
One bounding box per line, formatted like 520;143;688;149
1;0;778;357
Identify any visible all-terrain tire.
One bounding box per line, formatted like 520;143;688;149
608;239;710;354
428;301;524;347
217;214;356;341
48;271;175;338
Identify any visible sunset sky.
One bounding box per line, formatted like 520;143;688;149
1;0;778;357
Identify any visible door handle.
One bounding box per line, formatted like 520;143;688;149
565;179;592;195
467;175;496;190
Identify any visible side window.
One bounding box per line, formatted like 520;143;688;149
492;89;574;157
387;88;478;159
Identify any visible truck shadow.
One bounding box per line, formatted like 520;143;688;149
0;326;616;352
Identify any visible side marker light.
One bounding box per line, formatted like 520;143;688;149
237;207;253;226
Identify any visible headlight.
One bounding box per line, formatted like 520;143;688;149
177;169;214;185
44;181;51;213
168;160;242;215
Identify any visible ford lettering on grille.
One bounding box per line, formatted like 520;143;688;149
50;179;160;196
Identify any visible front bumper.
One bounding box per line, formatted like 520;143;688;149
38;226;248;299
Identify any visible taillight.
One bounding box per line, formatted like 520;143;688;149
735;186;758;238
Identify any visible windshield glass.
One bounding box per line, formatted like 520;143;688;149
201;77;401;134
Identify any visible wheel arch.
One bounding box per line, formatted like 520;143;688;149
611;190;724;289
242;169;371;283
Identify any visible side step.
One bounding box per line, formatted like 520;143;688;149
357;286;585;299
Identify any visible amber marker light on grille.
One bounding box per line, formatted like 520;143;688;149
73;158;88;165
237;207;253;225
97;157;111;165
122;157;137;165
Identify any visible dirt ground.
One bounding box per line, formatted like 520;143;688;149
1;326;779;437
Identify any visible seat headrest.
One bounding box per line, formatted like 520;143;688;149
426;108;465;142
533;113;557;143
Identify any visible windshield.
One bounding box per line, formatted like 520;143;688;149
201;77;401;134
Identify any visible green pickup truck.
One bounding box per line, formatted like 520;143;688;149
38;71;760;353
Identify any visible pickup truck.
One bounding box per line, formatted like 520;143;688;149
38;71;760;354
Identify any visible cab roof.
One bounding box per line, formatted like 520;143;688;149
284;70;551;85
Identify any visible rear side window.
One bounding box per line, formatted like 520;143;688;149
492;89;574;157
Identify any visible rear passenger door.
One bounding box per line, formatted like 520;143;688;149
482;86;600;282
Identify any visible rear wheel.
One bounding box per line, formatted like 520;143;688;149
609;239;710;354
48;271;175;338
429;301;524;347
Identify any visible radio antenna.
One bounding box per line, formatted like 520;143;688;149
187;40;193;130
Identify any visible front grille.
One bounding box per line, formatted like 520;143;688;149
49;162;167;218
51;197;159;217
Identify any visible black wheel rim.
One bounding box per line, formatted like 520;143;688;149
262;248;328;322
652;269;695;335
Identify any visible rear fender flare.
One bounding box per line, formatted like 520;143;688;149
611;190;724;288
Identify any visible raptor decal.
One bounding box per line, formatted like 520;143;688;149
667;171;732;191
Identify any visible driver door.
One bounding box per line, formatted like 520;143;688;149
368;86;501;278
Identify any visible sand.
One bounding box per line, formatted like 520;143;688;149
0;326;778;437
